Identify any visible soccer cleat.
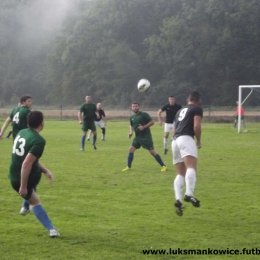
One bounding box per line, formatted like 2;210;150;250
122;166;131;172
80;148;84;151
174;200;183;216
161;166;167;172
20;207;30;216
93;144;97;150
102;138;105;141
87;138;90;141
49;229;60;238
163;149;168;155
184;195;200;207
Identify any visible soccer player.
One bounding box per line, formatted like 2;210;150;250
171;91;203;216
0;96;32;140
0;96;32;215
6;102;21;139
233;101;247;130
87;103;107;141
9;111;60;237
122;102;167;172
157;96;182;155
78;95;100;151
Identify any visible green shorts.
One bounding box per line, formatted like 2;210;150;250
132;134;154;150
82;120;96;132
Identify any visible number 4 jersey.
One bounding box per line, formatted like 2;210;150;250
174;104;203;139
9;128;46;184
9;106;31;139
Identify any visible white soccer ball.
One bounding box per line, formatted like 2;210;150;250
137;79;151;93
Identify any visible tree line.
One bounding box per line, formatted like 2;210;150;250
1;0;260;107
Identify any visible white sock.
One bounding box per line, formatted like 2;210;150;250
185;168;196;196
87;132;92;139
174;174;185;202
163;138;168;149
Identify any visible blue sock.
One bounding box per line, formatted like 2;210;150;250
92;135;97;145
154;154;165;167
32;205;54;231
81;136;86;149
127;153;134;168
22;200;30;209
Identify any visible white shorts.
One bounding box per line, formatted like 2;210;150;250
171;135;197;164
164;123;174;133
95;120;105;128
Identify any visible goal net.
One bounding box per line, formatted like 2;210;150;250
237;85;260;133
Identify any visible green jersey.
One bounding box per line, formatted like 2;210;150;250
9;128;45;185
9;106;31;139
130;111;152;137
80;103;97;121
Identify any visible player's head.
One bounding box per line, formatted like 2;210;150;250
85;96;91;103
20;95;32;108
168;95;176;105
131;102;140;114
97;103;101;109
188;91;201;105
27;111;44;130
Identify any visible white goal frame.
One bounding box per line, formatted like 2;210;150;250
238;85;260;133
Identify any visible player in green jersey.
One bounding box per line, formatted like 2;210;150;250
0;95;32;140
0;96;33;215
9;111;60;237
122;102;167;172
78;95;100;151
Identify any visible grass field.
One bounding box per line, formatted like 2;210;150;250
0;119;260;260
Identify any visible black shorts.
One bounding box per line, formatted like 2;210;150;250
10;179;40;200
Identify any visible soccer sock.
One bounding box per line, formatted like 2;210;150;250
81;136;86;149
87;131;91;139
185;168;196;196
234;122;236;128
6;131;12;138
22;199;30;209
243;121;246;128
154;154;165;166
174;174;185;202
127;153;134;167
32;205;54;231
163;138;168;149
101;128;105;139
92;135;97;145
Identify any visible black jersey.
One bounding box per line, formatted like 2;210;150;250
95;109;105;122
161;103;182;123
174;104;203;138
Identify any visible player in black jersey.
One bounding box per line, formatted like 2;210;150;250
171;91;203;216
157;96;182;155
87;103;107;141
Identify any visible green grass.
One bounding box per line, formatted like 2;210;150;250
0;120;260;260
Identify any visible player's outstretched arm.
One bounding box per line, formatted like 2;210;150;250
78;112;82;124
38;161;54;184
0;117;12;139
20;153;37;196
194;115;202;148
157;109;163;126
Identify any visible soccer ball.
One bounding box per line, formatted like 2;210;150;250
137;79;150;93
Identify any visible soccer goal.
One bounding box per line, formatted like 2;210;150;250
237;85;260;133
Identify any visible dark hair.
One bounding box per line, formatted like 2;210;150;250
27;111;43;128
189;91;201;102
20;95;32;103
169;95;175;98
132;101;140;106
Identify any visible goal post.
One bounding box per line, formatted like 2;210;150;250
238;85;260;133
